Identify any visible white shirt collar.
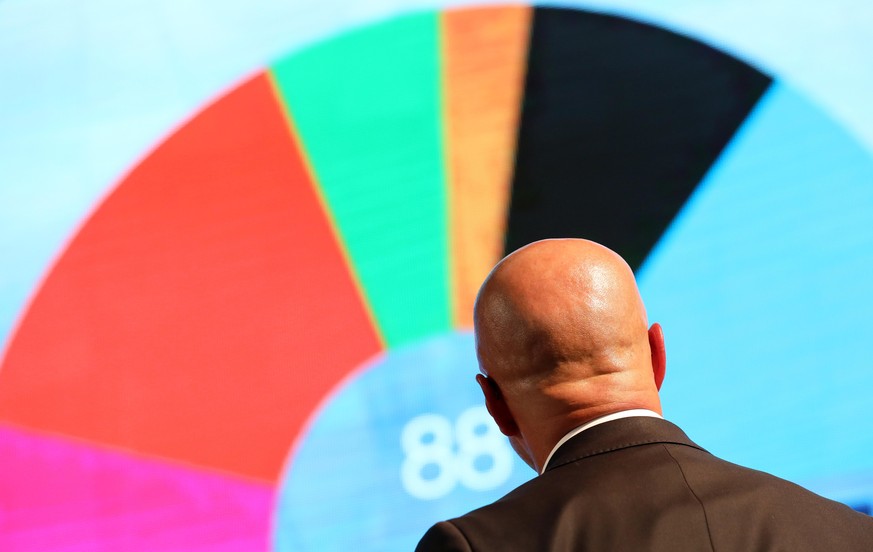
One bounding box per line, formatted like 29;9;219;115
540;409;663;474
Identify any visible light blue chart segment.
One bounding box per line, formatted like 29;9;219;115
273;332;534;551
637;82;873;504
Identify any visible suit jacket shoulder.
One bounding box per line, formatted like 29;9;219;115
416;417;873;551
415;521;472;552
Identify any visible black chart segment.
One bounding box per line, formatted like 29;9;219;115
505;7;772;270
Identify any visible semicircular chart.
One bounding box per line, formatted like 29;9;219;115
2;4;873;551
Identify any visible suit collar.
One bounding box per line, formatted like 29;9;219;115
543;416;706;473
540;409;662;474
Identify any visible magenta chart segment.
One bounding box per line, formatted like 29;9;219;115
0;423;273;551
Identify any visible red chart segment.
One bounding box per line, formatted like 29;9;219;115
0;72;381;482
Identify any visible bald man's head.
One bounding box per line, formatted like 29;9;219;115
473;239;666;471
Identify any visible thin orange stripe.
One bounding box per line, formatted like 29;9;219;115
442;5;532;328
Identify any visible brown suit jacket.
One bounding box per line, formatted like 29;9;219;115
415;417;873;551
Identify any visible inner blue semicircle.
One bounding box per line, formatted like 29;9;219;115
272;331;535;551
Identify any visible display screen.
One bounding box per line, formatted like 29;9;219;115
1;1;872;550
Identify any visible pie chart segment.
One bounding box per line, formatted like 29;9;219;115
271;12;451;348
0;72;382;482
504;7;772;269
442;5;531;328
0;423;273;552
638;82;873;488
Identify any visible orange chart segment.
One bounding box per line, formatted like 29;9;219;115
0;73;382;482
442;5;532;328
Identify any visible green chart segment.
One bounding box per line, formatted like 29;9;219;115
271;13;451;348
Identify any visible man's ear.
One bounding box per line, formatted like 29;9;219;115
648;322;666;390
476;374;520;437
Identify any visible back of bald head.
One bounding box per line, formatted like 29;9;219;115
474;239;661;422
